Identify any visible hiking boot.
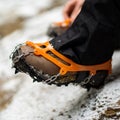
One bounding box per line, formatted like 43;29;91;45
11;41;112;89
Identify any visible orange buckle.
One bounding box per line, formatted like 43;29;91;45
26;41;112;76
54;19;71;27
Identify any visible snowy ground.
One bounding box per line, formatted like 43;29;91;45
0;0;120;120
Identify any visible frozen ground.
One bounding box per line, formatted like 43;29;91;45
0;0;120;120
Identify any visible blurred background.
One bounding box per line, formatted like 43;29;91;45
0;0;67;114
0;0;120;120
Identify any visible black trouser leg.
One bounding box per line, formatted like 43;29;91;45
50;0;120;65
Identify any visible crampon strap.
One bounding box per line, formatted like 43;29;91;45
54;19;71;27
26;41;112;76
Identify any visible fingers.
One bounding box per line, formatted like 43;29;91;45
71;0;85;21
63;0;77;20
63;0;85;22
71;5;81;21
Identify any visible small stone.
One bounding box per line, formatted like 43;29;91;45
68;115;72;118
52;109;56;112
104;107;116;117
117;100;120;105
59;112;64;116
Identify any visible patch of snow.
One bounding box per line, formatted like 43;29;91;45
0;81;87;120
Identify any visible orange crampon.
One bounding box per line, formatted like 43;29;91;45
26;41;112;76
54;19;71;27
47;19;72;37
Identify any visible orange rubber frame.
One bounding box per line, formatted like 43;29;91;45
54;19;71;27
26;41;112;76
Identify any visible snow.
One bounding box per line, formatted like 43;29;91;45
0;0;120;120
0;81;87;120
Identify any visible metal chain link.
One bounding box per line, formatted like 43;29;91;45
45;73;60;84
80;74;93;86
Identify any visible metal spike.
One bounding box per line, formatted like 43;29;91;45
39;70;43;74
33;79;36;82
15;69;19;74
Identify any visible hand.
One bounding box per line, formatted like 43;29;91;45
63;0;85;22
